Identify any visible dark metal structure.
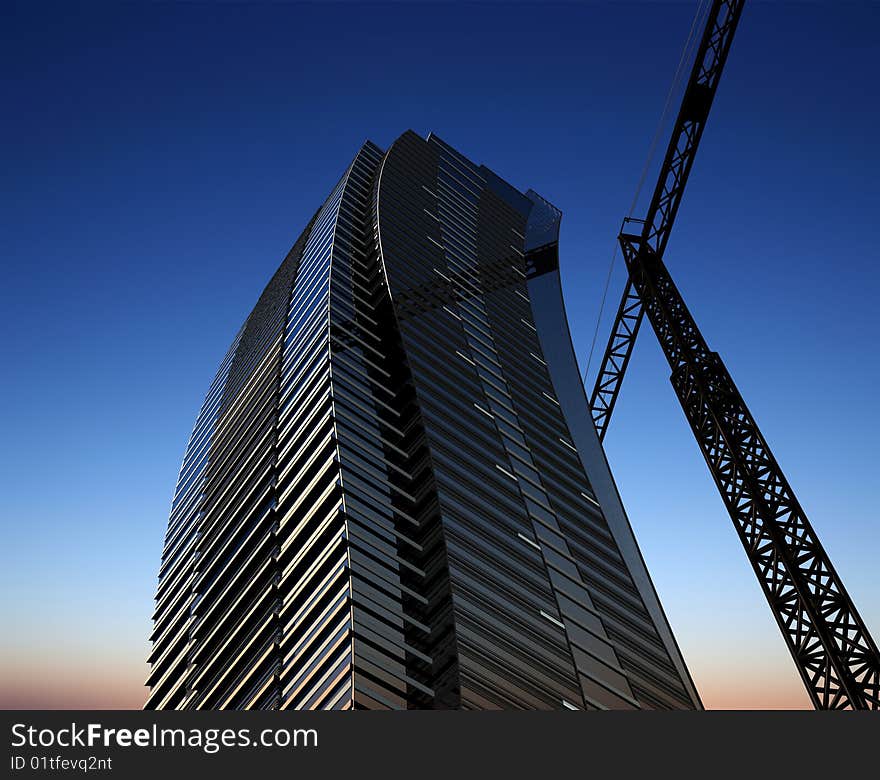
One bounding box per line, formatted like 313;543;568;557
589;0;880;709
589;0;744;441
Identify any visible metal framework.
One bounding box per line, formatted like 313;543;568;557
588;0;880;708
620;234;880;709
589;0;744;441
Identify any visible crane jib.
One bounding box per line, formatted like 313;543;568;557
586;0;880;709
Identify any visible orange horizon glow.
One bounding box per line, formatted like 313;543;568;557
0;656;811;711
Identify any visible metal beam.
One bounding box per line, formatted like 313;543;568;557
589;0;744;440
620;232;880;709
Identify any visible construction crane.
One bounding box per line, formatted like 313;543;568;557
587;0;880;709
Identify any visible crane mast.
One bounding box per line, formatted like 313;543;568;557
589;0;743;441
589;0;880;709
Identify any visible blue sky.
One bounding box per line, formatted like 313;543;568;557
2;1;878;708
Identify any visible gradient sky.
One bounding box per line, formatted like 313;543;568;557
2;1;878;710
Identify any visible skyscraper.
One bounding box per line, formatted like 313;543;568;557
146;131;701;710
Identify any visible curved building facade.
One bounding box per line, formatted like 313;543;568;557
146;131;701;710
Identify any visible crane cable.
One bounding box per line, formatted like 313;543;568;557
581;0;709;387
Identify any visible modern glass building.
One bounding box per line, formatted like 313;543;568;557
145;132;701;710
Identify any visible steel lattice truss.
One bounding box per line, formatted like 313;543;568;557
589;0;744;440
589;277;643;439
584;0;879;709
620;233;880;710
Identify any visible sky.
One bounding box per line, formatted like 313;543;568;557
1;1;878;710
